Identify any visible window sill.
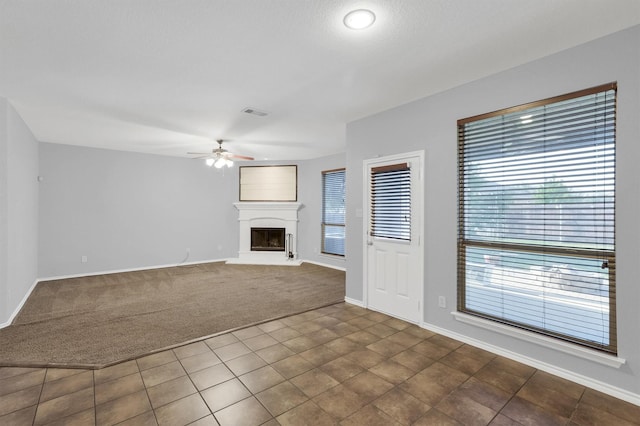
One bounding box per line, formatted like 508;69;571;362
319;253;345;261
452;311;625;369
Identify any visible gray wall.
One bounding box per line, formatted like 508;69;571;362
38;143;240;277
0;99;7;324
298;153;346;269
37;148;346;277
0;98;39;324
345;26;640;396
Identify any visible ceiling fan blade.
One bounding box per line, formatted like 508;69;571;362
187;152;211;155
227;154;254;161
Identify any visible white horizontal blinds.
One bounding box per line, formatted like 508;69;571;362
370;163;411;241
457;83;617;354
322;169;346;256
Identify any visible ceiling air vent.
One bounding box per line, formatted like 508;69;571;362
242;107;269;117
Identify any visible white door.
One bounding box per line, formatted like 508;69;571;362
364;152;424;323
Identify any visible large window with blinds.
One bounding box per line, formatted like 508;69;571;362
370;163;411;241
322;169;346;256
457;83;617;354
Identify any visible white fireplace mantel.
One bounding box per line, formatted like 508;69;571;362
234;201;302;213
226;202;303;266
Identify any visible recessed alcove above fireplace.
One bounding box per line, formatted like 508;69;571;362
226;202;303;266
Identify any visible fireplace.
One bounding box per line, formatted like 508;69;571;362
226;202;303;265
251;228;286;252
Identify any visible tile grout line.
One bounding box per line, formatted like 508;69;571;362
570;387;588;424
235;325;342;423
493;365;538;425
136;358;161;426
176;347;219;424
32;368;47;426
219;337;281;424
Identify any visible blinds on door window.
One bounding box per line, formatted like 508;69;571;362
457;83;617;354
370;163;411;241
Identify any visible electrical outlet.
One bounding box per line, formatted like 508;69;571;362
438;296;446;308
81;255;87;263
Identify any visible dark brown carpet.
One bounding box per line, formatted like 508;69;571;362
0;262;345;368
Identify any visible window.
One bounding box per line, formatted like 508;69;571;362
322;169;345;256
457;83;617;354
370;163;412;241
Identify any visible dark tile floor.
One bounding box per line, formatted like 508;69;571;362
0;303;638;425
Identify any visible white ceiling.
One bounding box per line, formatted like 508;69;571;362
1;1;638;161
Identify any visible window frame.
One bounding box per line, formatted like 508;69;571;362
457;83;617;354
321;168;346;257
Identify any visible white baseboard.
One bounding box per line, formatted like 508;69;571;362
0;277;39;329
302;259;346;271
421;321;640;407
344;297;365;307
37;258;228;282
39;257;347;282
226;258;303;266
38;257;345;283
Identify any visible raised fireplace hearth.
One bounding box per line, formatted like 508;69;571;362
251;227;286;252
226;202;303;266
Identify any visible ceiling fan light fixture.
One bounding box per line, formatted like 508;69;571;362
189;139;252;168
344;9;376;30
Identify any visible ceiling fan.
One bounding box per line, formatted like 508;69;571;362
187;139;254;168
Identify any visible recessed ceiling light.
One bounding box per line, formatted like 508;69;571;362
343;9;376;30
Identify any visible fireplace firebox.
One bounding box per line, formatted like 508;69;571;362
251;227;286;252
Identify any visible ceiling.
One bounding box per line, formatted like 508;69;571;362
1;1;638;161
